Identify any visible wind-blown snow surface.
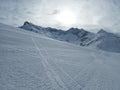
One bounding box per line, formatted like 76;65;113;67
0;23;120;90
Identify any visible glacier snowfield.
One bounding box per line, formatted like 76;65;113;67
0;23;120;90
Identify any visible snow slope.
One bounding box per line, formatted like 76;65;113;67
0;23;120;90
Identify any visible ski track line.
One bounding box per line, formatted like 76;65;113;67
31;37;69;90
41;39;100;90
53;61;82;90
72;52;103;89
42;46;82;90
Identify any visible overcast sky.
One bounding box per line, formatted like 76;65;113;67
0;0;120;32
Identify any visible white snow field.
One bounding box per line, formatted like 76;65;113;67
0;23;120;90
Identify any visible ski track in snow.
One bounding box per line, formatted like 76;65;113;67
0;23;120;90
41;44;82;90
31;37;69;90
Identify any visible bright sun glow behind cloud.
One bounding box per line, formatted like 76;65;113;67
55;9;77;26
0;0;120;32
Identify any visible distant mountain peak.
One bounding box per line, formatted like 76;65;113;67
23;21;31;26
68;27;79;30
67;27;89;34
68;27;86;31
97;29;107;34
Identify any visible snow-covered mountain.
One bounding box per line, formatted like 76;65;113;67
20;21;95;44
97;30;120;52
83;29;120;53
20;21;120;53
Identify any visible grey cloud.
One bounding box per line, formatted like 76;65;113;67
51;10;59;15
0;17;6;20
0;0;120;32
